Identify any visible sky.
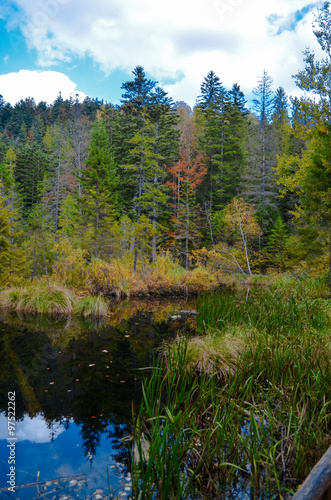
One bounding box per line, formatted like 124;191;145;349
0;0;326;109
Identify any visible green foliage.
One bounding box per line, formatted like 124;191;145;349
78;119;119;258
265;215;288;269
0;188;11;272
74;295;109;317
0;181;31;284
0;281;77;315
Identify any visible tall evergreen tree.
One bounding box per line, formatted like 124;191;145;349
15;137;49;214
121;66;156;114
244;70;276;238
78;120;119;259
294;1;331;121
196;71;229;212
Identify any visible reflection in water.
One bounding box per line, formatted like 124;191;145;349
0;298;196;499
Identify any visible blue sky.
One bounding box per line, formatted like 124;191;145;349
0;0;325;108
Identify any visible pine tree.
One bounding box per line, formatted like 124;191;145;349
196;71;228;212
78;120;119;259
121;66;156;114
244;71;277;238
0;184;11;273
265;215;288;269
123;111;166;271
0;180;30;282
293;1;331;121
222;83;248;202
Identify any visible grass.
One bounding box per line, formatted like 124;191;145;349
166;328;246;377
0;281;76;315
0;280;109;317
74;295;109;317
132;283;331;499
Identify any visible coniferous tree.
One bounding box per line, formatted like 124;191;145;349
78;120;119;259
196;71;228;212
0;182;11;273
294;1;331;121
222;83;248;202
15;136;49;214
244;70;276;239
121;66;156;114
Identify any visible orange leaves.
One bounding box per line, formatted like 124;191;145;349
167;119;206;198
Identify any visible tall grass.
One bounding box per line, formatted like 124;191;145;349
74;295;109;317
132;285;331;498
0;281;76;315
0;281;109;317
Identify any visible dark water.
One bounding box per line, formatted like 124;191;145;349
0;298;196;499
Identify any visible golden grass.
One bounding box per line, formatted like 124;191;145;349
0;280;109;317
164;327;247;379
0;281;76;315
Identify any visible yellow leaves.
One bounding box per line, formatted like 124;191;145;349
43;129;53;149
5;148;16;169
223;197;260;240
53;239;88;288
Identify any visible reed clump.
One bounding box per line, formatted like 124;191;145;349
74;295;109;317
167;328;246;377
0;281;109;317
0;281;76;315
133;284;331;499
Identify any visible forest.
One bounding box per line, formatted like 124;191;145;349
0;5;331;499
0;4;331;305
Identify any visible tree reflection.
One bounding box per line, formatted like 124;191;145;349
0;298;195;468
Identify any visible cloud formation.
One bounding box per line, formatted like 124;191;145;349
0;69;86;104
0;413;66;443
1;0;325;105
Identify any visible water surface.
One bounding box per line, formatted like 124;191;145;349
0;298;196;499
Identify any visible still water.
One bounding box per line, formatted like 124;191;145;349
0;298;196;499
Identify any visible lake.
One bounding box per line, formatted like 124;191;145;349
0;298;196;499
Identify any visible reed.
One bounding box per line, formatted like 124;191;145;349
74;295;109;317
0;281;76;315
0;281;109;317
133;284;331;498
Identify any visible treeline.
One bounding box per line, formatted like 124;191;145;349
0;3;331;287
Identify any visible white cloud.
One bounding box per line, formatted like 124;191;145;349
0;413;66;443
0;69;86;104
3;0;326;106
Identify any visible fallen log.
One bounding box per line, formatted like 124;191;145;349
292;446;331;500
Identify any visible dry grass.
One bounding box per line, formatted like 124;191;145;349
164;328;247;378
0;281;76;315
0;280;109;317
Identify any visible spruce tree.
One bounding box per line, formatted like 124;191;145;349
244;71;277;239
79;120;119;259
196;71;229;213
